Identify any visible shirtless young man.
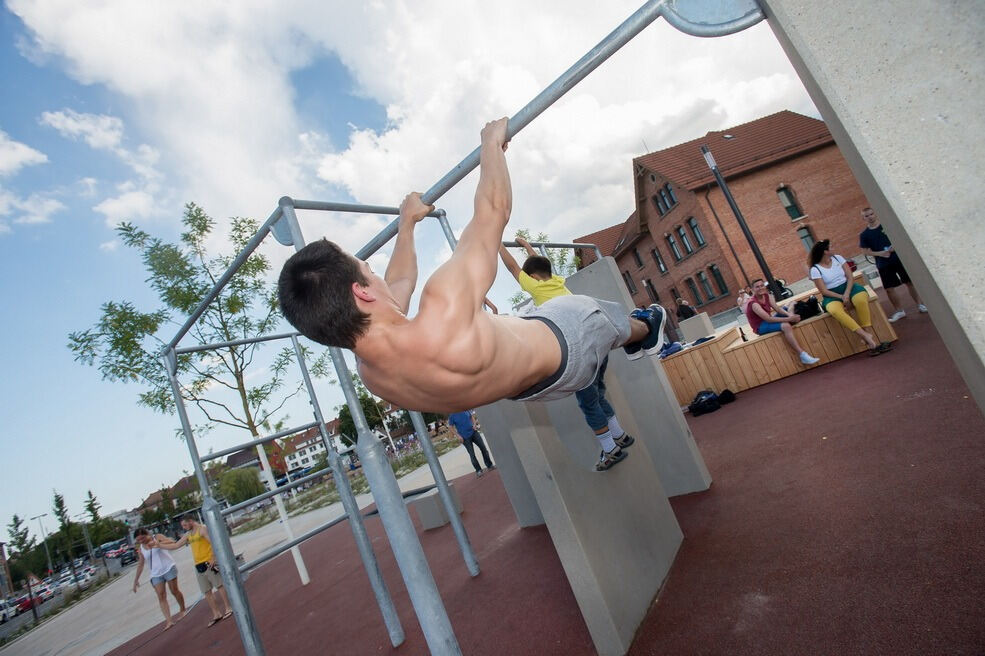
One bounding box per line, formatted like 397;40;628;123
278;118;665;424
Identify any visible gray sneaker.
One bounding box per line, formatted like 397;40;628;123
595;447;627;471
613;433;635;449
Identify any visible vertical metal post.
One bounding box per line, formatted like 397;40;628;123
408;411;479;576
700;145;783;298
163;349;265;656
252;444;309;585
291;336;405;647
332;349;461;655
538;244;549;257
436;211;458;249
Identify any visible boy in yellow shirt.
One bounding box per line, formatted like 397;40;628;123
499;237;654;470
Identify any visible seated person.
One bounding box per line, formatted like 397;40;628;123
745;278;820;366
499;236;638;470
808;239;891;356
277;119;667;470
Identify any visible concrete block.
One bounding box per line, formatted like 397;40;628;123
408;483;462;531
488;398;683;656
680;312;715;343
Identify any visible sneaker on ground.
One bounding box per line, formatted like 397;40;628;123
917;304;928;313
888;310;906;322
876;341;893;353
595;447;627;472
624;309;646;360
475;470;484;478
613;433;635;449
637;304;668;356
799;352;820;365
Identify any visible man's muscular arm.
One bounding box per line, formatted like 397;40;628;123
426;118;511;312
385;192;434;313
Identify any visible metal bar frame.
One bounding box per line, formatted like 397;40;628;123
158;2;766;653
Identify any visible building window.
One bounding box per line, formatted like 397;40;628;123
643;279;660;304
622;271;638;294
685;278;703;305
797;225;816;251
666;235;682;261
709;264;728;295
777;184;805;220
651;248;667;273
632;248;643;268
687;217;706;247
671;287;683;304
697;271;715;299
664;183;677;204
676;226;694;254
652;194;667;215
301;457;310;464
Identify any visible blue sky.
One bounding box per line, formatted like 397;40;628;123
0;0;815;546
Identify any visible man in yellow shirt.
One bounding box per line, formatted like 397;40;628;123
499;237;650;471
155;515;233;627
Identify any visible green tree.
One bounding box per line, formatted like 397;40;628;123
84;490;101;523
506;229;580;308
6;514;34;557
52;490;74;558
91;517;129;545
219;468;265;505
335;374;393;446
68;203;333;444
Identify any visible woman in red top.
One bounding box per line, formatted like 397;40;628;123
745;278;820;366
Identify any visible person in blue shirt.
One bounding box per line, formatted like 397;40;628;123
448;410;495;477
858;207;927;322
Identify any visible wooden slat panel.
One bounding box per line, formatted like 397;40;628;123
756;339;783;381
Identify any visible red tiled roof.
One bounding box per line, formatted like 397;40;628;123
573;222;628;258
634;110;832;189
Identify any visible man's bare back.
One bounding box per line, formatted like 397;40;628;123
277;118;656;415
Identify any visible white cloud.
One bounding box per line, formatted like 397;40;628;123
7;192;65;225
99;239;118;251
40;109;123;150
0;130;47;176
93;187;157;226
9;0;815;280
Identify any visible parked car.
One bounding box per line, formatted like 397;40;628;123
119;546;137;566
0;600;14;623
16;594;42;613
36;584;55;602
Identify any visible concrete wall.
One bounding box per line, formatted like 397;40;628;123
761;0;985;416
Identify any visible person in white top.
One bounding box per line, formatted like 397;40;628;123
808;239;891;355
132;527;186;631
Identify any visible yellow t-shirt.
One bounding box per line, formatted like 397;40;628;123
188;529;215;565
518;272;572;306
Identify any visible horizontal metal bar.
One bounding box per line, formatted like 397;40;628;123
221;468;333;516
503;241;603;260
290;199;443;218
357;0;667;260
165;206;283;353
199;421;320;464
175;331;299;355
239;513;351;574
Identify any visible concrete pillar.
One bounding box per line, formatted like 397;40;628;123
760;0;985;416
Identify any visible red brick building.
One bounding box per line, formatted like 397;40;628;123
574;111;870;327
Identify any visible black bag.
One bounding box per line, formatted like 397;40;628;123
688;390;721;416
718;389;737;404
792;295;822;320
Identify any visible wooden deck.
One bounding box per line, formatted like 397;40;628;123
660;278;898;406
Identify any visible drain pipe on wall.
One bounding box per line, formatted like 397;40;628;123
704;184;751;287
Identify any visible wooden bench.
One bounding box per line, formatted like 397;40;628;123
659;275;897;405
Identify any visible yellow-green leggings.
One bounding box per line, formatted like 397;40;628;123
824;289;871;332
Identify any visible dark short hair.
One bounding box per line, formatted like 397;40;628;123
521;255;553;278
278;239;370;349
134;527;149;537
808;239;831;267
751;278;764;286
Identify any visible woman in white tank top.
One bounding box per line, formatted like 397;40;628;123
133;527;187;630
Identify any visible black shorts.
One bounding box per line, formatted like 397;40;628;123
877;256;911;288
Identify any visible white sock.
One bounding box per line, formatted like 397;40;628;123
597;430;616;453
607;416;624;438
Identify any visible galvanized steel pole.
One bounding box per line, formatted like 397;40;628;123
291;337;405;647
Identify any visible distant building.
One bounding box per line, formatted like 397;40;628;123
281;419;342;475
575;110;870;328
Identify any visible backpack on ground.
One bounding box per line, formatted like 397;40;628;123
792;295;822;320
688;390;721;416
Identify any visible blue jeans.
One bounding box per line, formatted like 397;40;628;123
574;356;615;432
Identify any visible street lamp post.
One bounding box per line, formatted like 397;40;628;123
700;145;786;300
73;514;96;563
29;514;53;577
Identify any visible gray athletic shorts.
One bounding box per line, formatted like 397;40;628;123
510;295;630;402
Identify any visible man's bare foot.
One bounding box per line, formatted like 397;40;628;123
208;616;222;627
175;610;187;621
222;610;233;619
163;622;174;631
